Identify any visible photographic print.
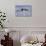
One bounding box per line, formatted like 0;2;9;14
16;5;32;17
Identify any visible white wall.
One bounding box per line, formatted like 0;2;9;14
0;0;32;27
0;0;46;27
0;0;46;32
32;0;46;27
